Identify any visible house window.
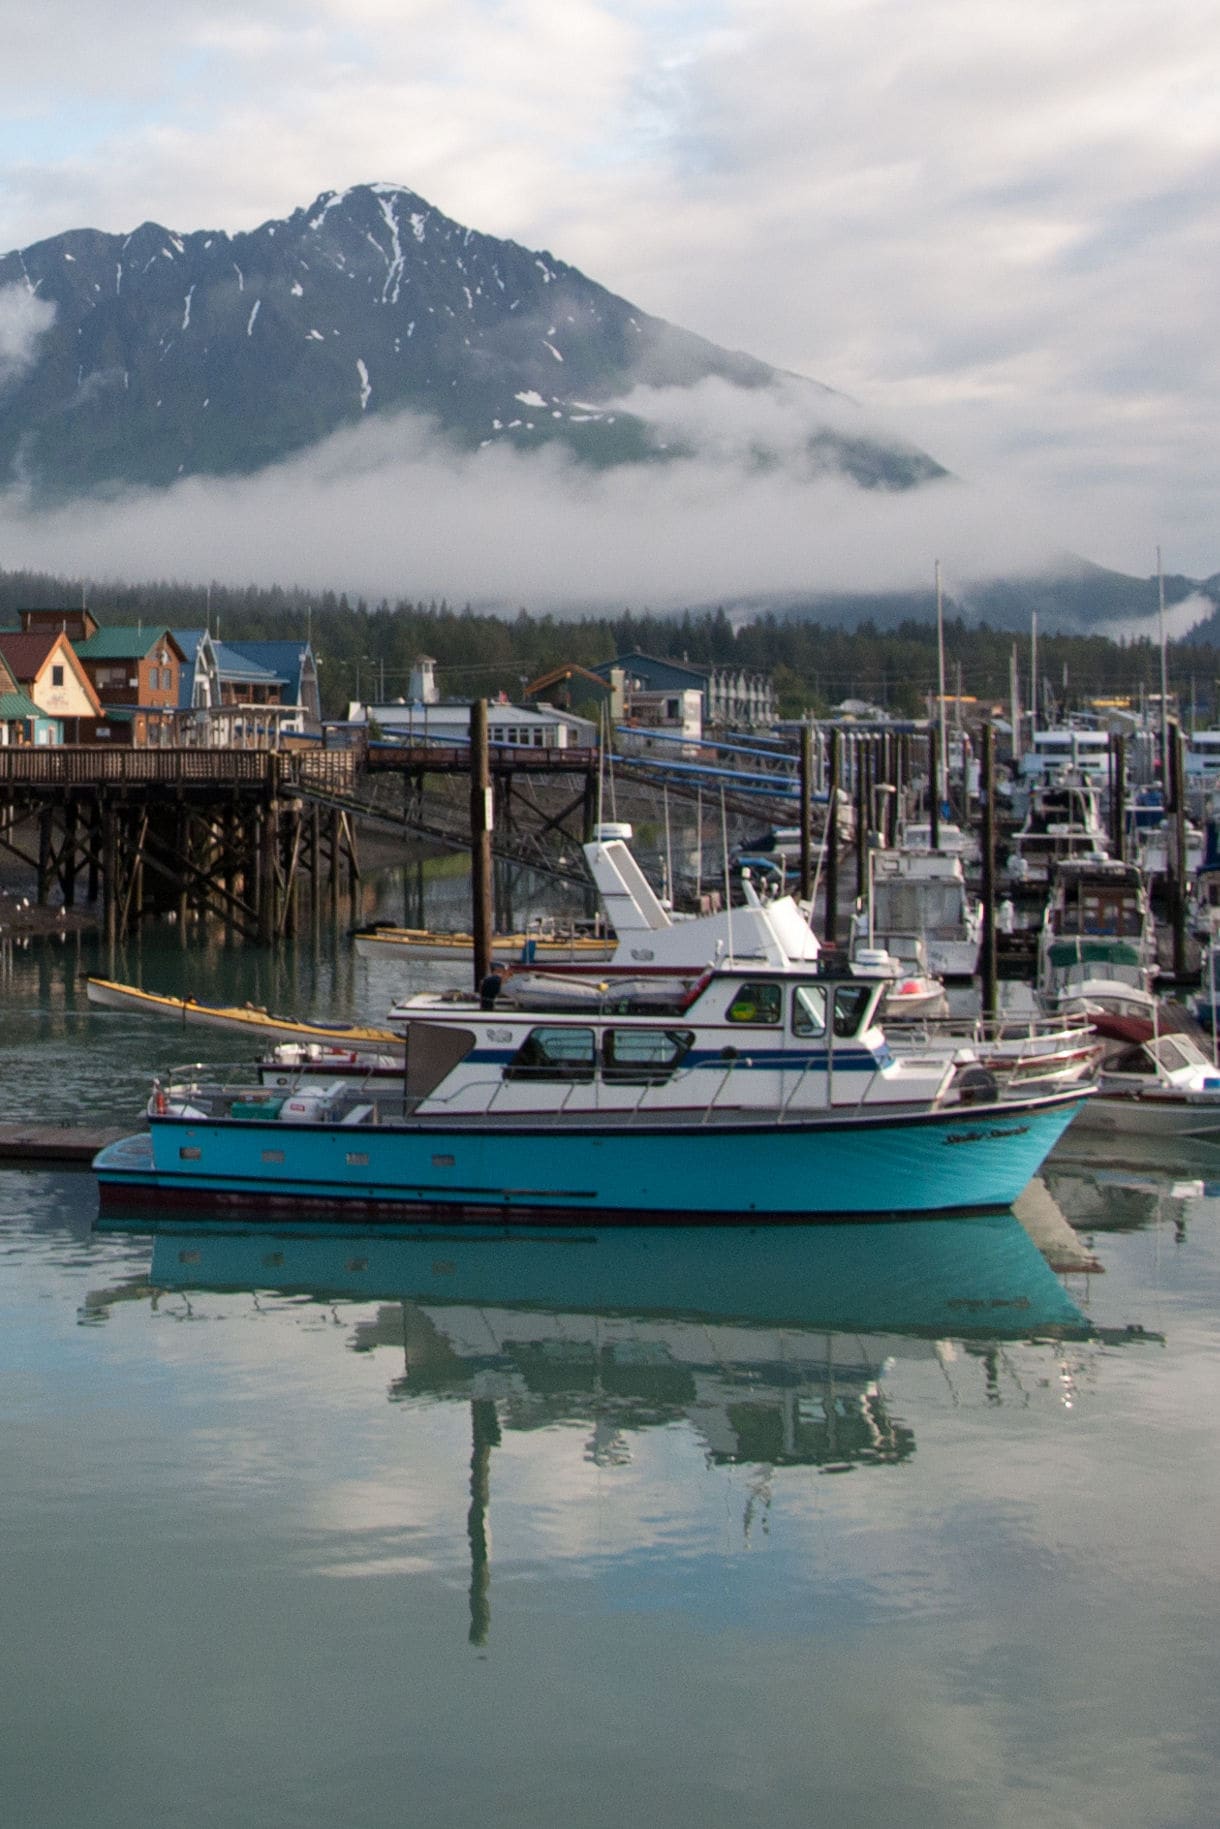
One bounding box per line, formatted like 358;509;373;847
51;665;64;688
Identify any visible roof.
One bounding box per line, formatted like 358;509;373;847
211;640;282;684
222;641;313;702
524;662;613;698
591;652;710;688
76;626;186;662
0;630;63;679
173;629;208;665
0;689;42;721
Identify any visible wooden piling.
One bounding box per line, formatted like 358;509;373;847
799;721;813;902
1111;733;1126;862
824;728;841;948
470;700;494;990
1171;724;1188;978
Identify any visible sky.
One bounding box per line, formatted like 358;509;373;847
0;0;1217;604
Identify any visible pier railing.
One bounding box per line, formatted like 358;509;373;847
0;747;359;793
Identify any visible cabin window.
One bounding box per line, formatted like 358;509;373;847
726;983;783;1025
833;984;874;1037
505;1026;597;1081
791;984;827;1038
602;1028;694;1083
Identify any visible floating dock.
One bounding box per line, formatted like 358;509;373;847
0;1123;133;1167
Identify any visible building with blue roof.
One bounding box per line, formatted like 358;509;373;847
176;631;321;744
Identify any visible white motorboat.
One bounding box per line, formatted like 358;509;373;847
864;846;983;981
1036;858;1159;1021
1073;1013;1220;1139
1008;771;1110;889
848;936;950;1022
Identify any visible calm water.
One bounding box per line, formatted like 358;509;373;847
4;876;1220;1827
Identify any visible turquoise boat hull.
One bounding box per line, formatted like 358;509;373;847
94;1092;1087;1222
120;1210;1091;1341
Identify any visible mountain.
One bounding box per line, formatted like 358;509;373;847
0;182;945;499
718;557;1217;636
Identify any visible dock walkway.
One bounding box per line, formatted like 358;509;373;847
0;1123;132;1166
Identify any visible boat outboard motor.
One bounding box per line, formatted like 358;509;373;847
480;972;504;1010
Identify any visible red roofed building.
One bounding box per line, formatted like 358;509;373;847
0;630;103;743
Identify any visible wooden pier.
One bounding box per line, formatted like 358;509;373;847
0;747;369;943
0;736;623;938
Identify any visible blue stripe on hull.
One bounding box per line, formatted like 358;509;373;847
95;1096;1085;1222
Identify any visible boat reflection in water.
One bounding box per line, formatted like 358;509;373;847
95;1211;1101;1642
1041;1147;1220;1237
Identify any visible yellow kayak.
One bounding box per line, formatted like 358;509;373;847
352;925;615;963
85;976;403;1052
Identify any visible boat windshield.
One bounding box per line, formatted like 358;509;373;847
874;881;964;930
791;984;827;1038
1149;1035;1212;1075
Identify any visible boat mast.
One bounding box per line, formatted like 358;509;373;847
935;560;949;812
1158;545;1171;792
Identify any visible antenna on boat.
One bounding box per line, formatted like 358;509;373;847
720;784;734;963
663;784;674;909
695;785;703;905
596;705;606;832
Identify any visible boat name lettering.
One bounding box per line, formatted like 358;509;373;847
947;1295;1032;1311
345;1152;370;1166
486;1028;513;1044
945;1125;1032;1146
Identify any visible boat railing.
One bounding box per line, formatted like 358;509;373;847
778;1056;828;1122
895;1008;1092;1041
158;1065;399;1123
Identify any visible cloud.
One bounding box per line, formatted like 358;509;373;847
1104;589;1215;643
0;0;1218;572
0;285;55;383
0;390;1067;611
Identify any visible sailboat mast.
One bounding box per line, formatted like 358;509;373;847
1158;545;1170;791
935;560;949;811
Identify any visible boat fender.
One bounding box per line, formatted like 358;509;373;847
957;1066;999;1105
152;1081;168;1116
